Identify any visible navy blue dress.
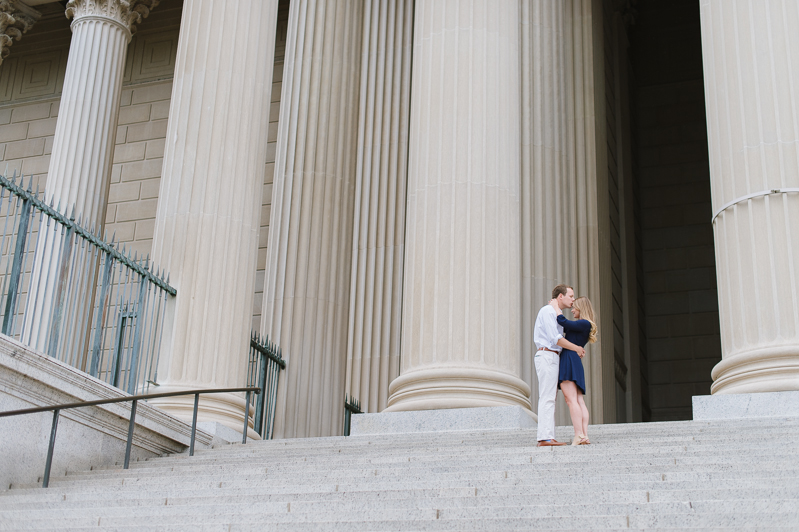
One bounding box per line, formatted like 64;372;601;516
557;314;591;395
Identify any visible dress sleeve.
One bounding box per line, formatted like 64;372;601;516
557;315;591;333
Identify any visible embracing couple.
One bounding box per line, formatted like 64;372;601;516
533;284;598;447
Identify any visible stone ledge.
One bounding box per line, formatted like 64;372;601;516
350;406;537;436
0;335;213;488
692;391;799;420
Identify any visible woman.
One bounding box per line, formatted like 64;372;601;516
550;297;598;445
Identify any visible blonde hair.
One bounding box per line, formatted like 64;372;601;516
573;297;598;344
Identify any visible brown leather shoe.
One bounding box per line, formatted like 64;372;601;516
537;440;568;447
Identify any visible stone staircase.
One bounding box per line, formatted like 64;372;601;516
1;416;798;531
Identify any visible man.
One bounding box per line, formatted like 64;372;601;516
533;284;585;447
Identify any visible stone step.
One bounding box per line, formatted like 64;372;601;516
204;427;799;449
128;442;793;471
6;476;799;504
0;486;799;519
23;525;794;532
76;446;794;476
5;497;798;521
185;423;799;454
101;444;796;468
8;485;799;513
133;439;795;463
3;506;796;530
52;456;794;484
178;437;799;460
31;470;798;497
2;416;797;531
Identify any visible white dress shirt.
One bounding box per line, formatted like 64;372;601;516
533;304;563;352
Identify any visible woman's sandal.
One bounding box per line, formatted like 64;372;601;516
578;436;591;445
572;434;588;446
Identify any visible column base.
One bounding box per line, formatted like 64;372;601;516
385;366;532;412
693;391;799;420
350;406;536;436
710;346;799;395
146;384;260;441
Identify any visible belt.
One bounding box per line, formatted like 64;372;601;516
537;347;559;354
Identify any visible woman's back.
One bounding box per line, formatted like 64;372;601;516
557;315;592;350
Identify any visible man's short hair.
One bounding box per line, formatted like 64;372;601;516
552;284;573;299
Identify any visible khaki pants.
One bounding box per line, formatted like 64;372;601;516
535;350;560;441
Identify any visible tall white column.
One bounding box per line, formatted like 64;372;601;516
345;0;412;414
260;0;363;438
47;0;158;226
148;0;279;435
386;0;531;412
700;0;799;394
519;0;609;424
22;0;157;353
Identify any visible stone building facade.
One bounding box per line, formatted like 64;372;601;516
0;0;796;439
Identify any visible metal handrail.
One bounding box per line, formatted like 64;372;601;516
0;386;261;488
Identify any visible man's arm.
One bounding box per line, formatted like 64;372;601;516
557;337;585;358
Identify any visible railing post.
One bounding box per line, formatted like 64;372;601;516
123;400;137;469
254;350;267;436
42;409;60;488
242;390;251;445
126;273;149;394
89;252;114;378
189;393;199;457
247;333;285;441
46;223;76;358
2;196;32;336
344;395;361;437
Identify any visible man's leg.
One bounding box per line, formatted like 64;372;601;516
535;352;558;442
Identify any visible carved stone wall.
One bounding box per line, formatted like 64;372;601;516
0;1;181;252
0;0;41;65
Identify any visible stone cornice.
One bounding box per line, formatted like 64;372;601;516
66;0;159;34
0;0;42;64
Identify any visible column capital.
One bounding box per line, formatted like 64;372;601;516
66;0;158;35
0;0;42;64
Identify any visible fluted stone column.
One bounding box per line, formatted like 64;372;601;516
519;0;608;424
0;0;41;66
22;0;157;352
261;0;363;438
385;0;531;412
345;0;412;414
47;0;158;226
700;0;799;394
148;0;279;435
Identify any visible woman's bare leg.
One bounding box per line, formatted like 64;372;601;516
560;381;584;441
577;393;589;439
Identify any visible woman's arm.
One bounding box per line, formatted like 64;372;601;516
557;314;591;333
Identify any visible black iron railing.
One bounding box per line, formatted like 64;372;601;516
344;394;362;436
246;331;285;439
0;172;175;395
0;386;260;488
